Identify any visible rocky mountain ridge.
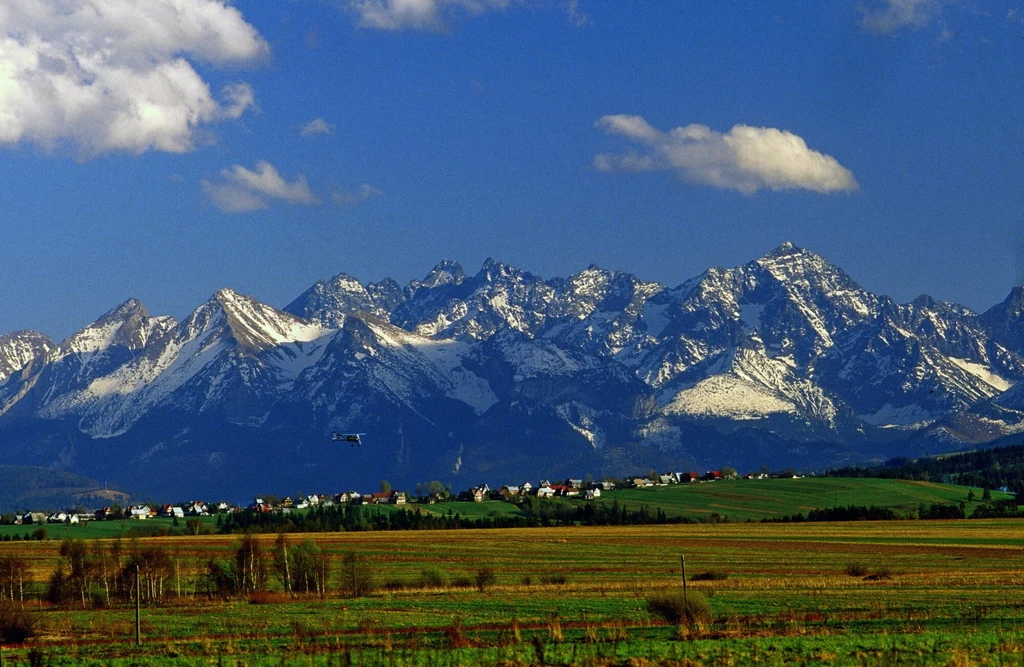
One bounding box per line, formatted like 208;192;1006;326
2;242;1023;499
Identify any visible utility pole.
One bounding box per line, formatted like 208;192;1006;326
135;564;142;646
681;555;690;624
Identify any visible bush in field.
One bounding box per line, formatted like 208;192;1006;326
646;589;712;626
845;562;868;577
475;566;496;593
419;566;447;588
690;570;728;581
0;601;37;644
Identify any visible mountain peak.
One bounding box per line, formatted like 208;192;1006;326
106;298;147;318
763;241;802;259
421;259;466;289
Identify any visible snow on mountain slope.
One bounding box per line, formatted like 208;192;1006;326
359;318;497;415
40;290;332;436
666;373;797;419
947;357;1012;392
0;331;53;382
663;346;838;422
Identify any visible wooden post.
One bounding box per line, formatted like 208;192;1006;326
135;564;141;646
681;555;690;624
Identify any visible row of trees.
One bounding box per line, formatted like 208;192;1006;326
26;537;374;609
215;498;697;535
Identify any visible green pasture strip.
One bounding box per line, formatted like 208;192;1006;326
3;624;1023;666
0;515;221;540
579;478;1011;521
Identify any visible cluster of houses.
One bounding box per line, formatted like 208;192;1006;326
10;468;806;523
14;501;231;525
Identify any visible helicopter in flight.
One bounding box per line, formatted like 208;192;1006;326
332;433;366;447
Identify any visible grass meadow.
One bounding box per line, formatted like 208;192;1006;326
0;520;1022;665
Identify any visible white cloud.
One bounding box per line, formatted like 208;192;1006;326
300;117;334;136
332;183;383;206
346;0;512;31
344;0;586;31
595;115;859;195
859;0;941;34
0;0;269;157
203;161;320;213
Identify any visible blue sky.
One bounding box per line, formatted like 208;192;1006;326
1;0;1023;340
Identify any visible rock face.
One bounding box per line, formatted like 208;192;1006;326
1;242;1023;499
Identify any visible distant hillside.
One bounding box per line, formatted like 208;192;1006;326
0;466;131;513
827;445;1024;496
574;477;1009;522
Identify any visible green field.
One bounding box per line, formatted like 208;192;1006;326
0;515;221;541
576;477;1009;521
0;519;1022;665
1;478;1010;542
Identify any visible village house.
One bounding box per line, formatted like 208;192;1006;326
584;488;601;500
703;471;722;482
187;502;209;516
391;491;407;505
632;478;654;488
459;487;486;503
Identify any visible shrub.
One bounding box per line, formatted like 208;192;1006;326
381;579;408;591
646;589;712;626
451;576;473;589
690;570;728;582
540;574;568;585
845;562;868;577
0;601;37;644
475;566;496;592
419;566;447;588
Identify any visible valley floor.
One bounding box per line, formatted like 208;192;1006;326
0;521;1022;665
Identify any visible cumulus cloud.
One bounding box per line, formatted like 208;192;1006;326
300;117;334;136
332;183;383;207
0;0;269;157
859;0;941;34
203;161;320;213
594;115;859;195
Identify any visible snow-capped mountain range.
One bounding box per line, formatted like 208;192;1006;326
3;242;1024;500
